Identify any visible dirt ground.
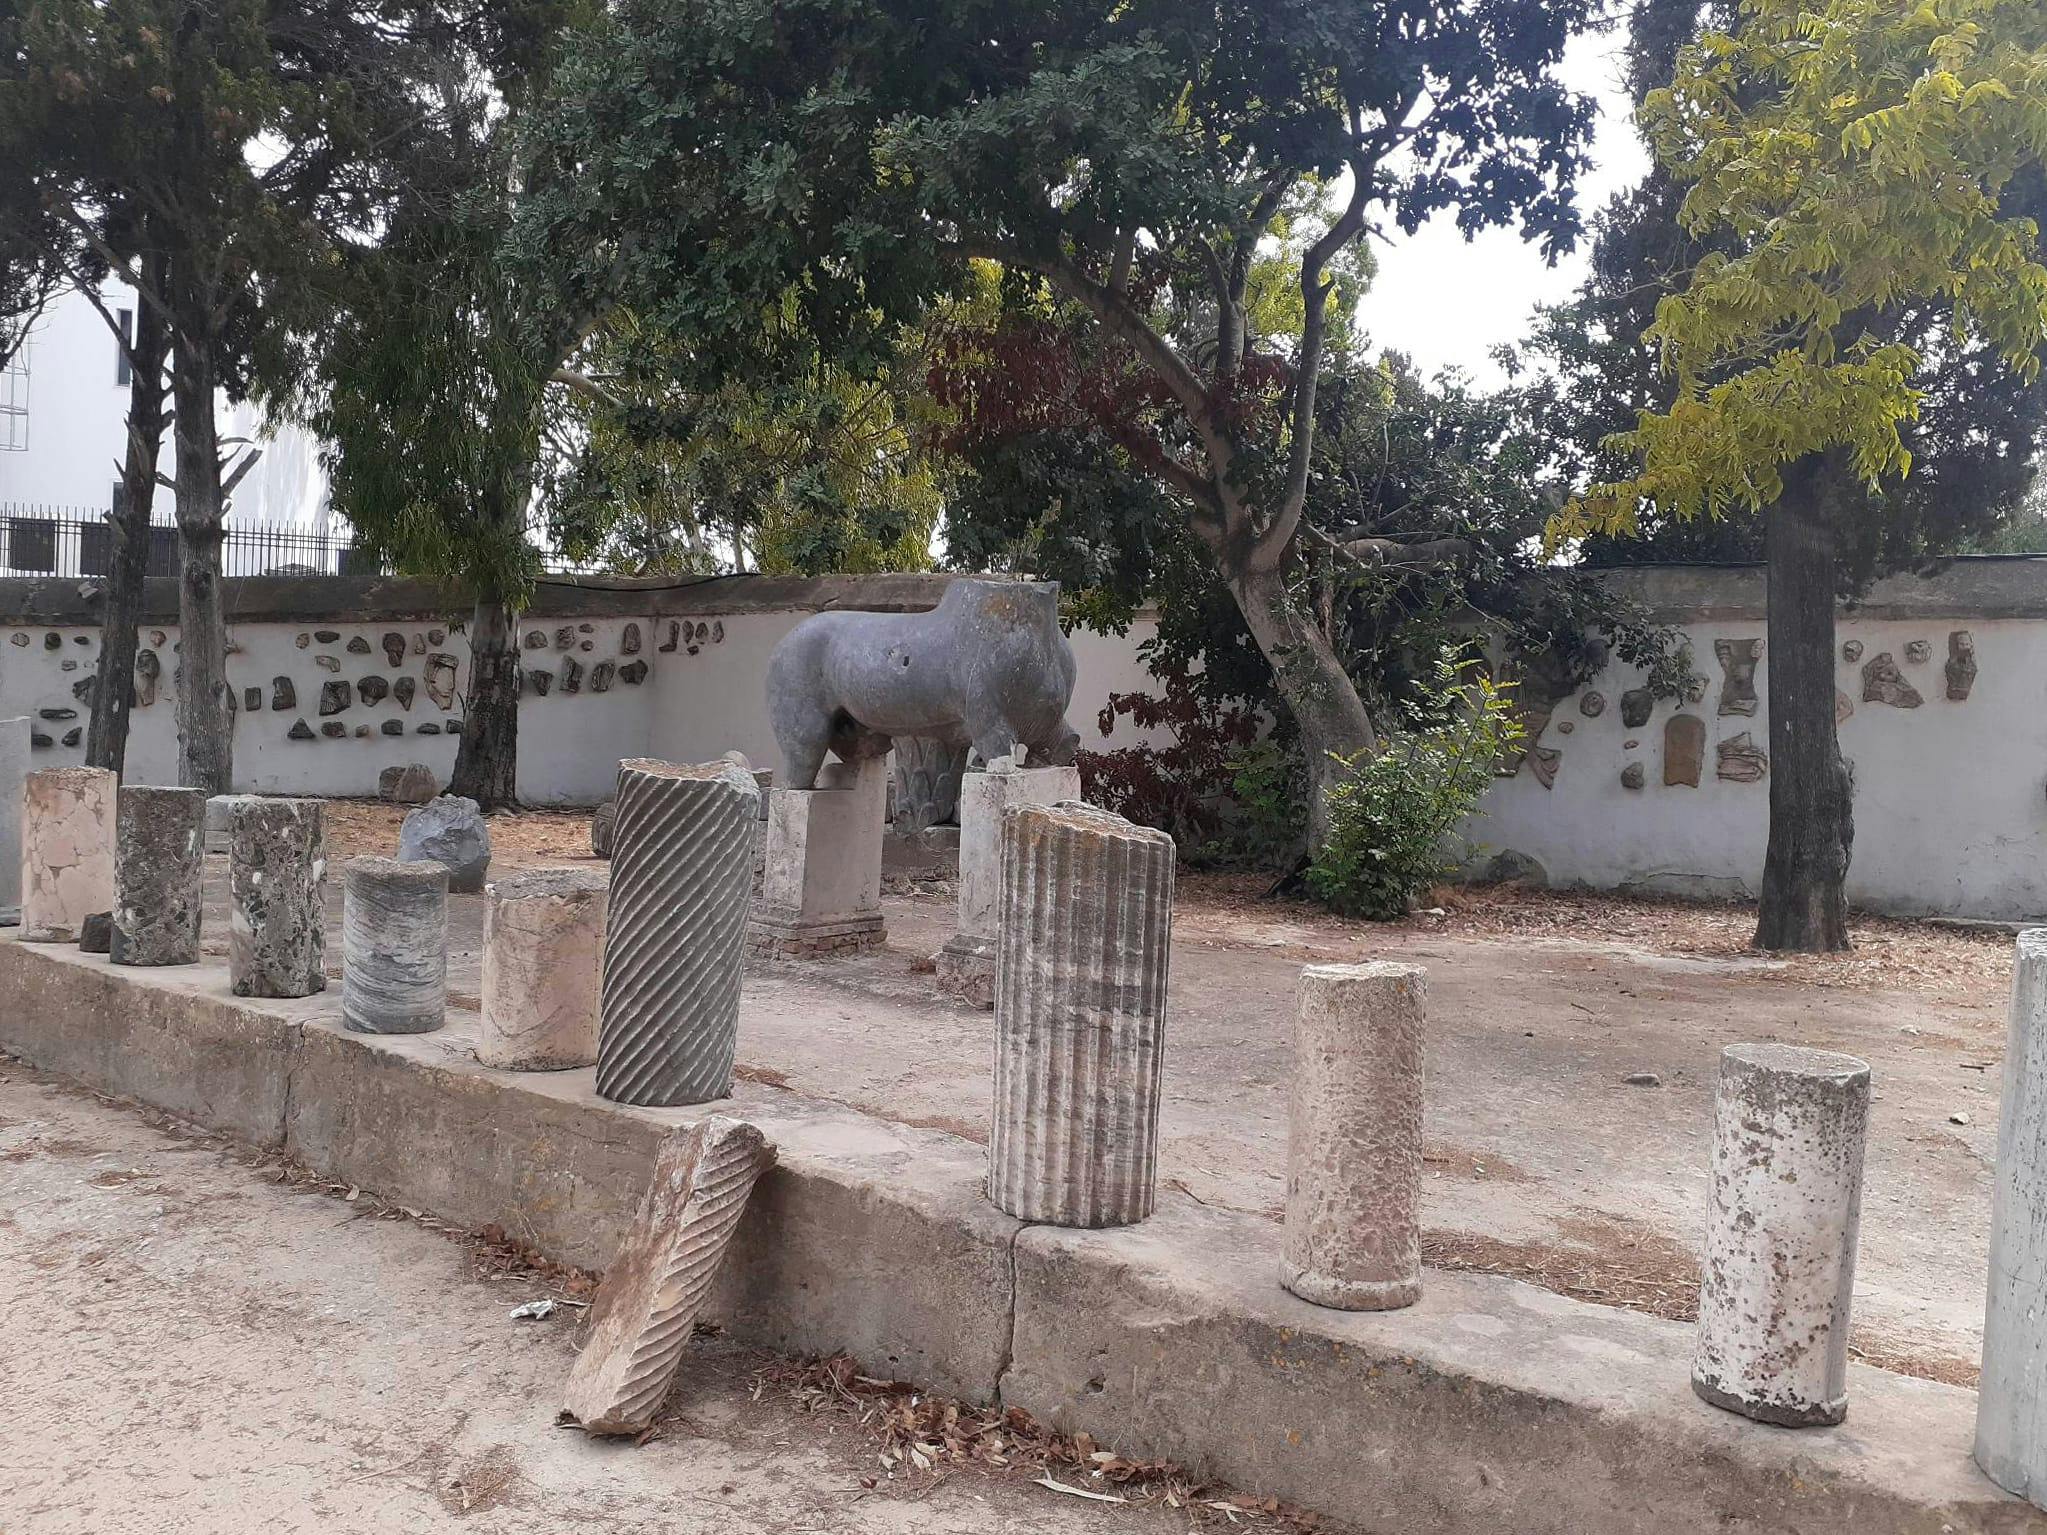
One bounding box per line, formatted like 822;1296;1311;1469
0;1068;1346;1535
320;803;2016;1383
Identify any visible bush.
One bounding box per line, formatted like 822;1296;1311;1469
1305;651;1525;920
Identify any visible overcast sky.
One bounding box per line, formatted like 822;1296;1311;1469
1353;28;1651;387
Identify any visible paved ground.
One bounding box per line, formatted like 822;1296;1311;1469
280;804;2015;1383
0;1068;1322;1534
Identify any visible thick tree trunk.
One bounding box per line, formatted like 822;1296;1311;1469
448;596;520;809
1229;563;1377;848
1754;458;1853;952
86;264;170;776
170;279;233;794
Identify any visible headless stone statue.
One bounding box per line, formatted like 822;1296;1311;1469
766;578;1081;789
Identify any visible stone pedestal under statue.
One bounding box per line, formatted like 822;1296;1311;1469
935;760;1082;1007
748;757;888;959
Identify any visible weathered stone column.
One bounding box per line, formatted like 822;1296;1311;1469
989;802;1174;1227
1282;962;1425;1310
598;759;759;1106
936;759;1082;1007
748;756;888;958
560;1116;776;1436
111;785;208;966
228;798;327;999
1976;930;2047;1506
1693;1042;1870;1427
205;793;262;855
482;868;609;1071
0;716;28;925
20;765;117;944
341;857;448;1034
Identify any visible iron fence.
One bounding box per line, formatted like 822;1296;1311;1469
0;505;381;580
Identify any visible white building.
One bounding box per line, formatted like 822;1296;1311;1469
0;283;337;576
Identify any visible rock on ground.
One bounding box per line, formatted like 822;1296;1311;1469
397;795;491;893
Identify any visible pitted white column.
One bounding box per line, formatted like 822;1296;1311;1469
1976;930;2047;1506
1693;1042;1870;1427
483;867;609;1071
936;759;1081;1006
1283;962;1425;1310
20;766;117;944
0;716;29;924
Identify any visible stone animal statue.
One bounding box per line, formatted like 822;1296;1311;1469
766;578;1081;789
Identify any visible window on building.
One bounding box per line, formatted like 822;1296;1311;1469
116;309;133;387
0;338;25;452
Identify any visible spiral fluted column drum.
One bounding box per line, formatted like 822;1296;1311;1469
111;785;208;966
341;857;449;1035
989;801;1174;1227
229;798;327;999
597;759;760;1106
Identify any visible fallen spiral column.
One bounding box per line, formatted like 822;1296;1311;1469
111;785;208;967
597;759;760;1106
989;801;1174;1227
228;798;327;999
341;857;449;1035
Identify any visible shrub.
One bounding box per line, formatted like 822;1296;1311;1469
1305;651;1525;919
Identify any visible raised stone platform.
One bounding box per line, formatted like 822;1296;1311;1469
0;931;2036;1535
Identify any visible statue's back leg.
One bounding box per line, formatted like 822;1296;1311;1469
773;714;832;790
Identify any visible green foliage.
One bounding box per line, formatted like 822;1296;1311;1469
1305;652;1525;919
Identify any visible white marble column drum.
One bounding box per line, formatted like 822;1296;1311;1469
481;867;609;1071
935;759;1082;1006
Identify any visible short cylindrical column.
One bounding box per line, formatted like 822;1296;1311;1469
1976;931;2047;1505
1282;962;1425;1310
229;798;327;999
21;766;117;944
989;801;1174;1227
598;759;759;1106
111;786;208;966
1693;1042;1870;1427
341;857;448;1034
0;716;29;923
482;868;609;1070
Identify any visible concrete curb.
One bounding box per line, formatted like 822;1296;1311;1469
1;933;2036;1533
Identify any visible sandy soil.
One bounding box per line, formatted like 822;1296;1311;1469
313;802;2017;1382
0;1068;1343;1534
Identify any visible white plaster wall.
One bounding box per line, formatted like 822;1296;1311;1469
1469;616;2046;918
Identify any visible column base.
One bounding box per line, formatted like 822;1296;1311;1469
746;910;885;961
934;935;996;1009
1691;1371;1848;1428
1279;1259;1421;1312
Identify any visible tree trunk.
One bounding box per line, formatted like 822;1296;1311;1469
170;276;233;794
1229;563;1378;848
448;595;520;808
86;261;171;776
1754;457;1853;952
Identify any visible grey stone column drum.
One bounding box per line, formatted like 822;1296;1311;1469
111;785;208;966
342;856;449;1034
229;798;327;998
989;801;1174;1227
1282;962;1425;1310
597;759;760;1106
1693;1042;1870;1427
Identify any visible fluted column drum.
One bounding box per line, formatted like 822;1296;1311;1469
989;801;1174;1227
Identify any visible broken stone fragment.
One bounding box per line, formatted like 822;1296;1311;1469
424;653;459;711
621;622;642;655
411;633;426;656
1836;691;1854;724
1842;639;1863;663
379;763;439;804
555;625;576;650
78;911;112;953
295;633;310;649
381;720;404;736
318;680;351;716
7;632;25;646
321;722;347;739
524;630;548;649
346;635;372;655
315;654;341;672
560;658;584;695
353;725;370;738
1527;744;1561;789
659;621;679;652
358;675;389;706
1578;690;1605;718
392;676;416;710
71;676;95;704
1664;715;1705;787
381;632;407;668
619;660;648;685
416;723;441;735
1619;687;1654;729
134;648;161;707
43;632;60;650
272;676;296;711
1715;732;1768;783
314;630;340;644
288;718;316;741
560;1118;776;1437
427;628;445;645
398;794;491;892
590;661;615;692
244;686;263;712
1714;637;1762;717
526;669;552;697
1861;653;1923;708
60;727;80;748
1946;631;1977;701
1621;761;1645;790
38;708;76;722
1904;638;1932;665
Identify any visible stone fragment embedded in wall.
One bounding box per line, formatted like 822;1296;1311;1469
1837;691;1854;724
1842;639;1863;663
411;633;425;655
621;623;641;655
353;725;371;738
579;639;594;652
1861;652;1923;708
43;632;59;650
244;687;263;712
58;659;75;672
7;632;24;646
71;677;95;704
321;722;346;739
1665;714;1706;787
1556;720;1574;734
1905;639;1932;665
288;718;315;741
382;633;406;668
318;680;351;716
526;669;552;697
1714;638;1763;717
38;708;75;722
1579;690;1606;718
272;677;296;711
30;732;51;748
73;635;91;648
393;676;415;710
659;621;679;652
295;632;310;649
1946;631;1977;701
417;722;441;735
315;654;341;672
578;622;593;633
560;658;584;695
1528;746;1562;789
149;630;165;647
1683;674;1707;704
358;675;390;706
60;728;80;747
424;653;459;711
590;661;615;693
1716;732;1769;783
712;621;724;643
619;660;647;685
525;630;547;649
381;720;404;736
428;628;445;645
1621;761;1646;790
555;625;575;650
346;636;371;655
133;648;160;707
1620;687;1654;729
315;630;340;644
